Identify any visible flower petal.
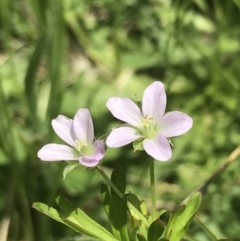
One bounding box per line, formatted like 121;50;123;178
37;144;77;161
79;140;105;167
106;126;141;147
107;97;142;127
159;111;193;137
143;135;172;161
52;115;75;146
73;109;94;143
142;81;166;121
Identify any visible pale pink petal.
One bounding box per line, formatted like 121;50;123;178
79;140;105;167
142;81;166;121
106;127;142;147
73;109;94;143
51;115;75;146
159;111;193;137
143;135;172;161
38;144;77;161
107;97;142;127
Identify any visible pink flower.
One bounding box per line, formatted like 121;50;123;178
38;109;105;167
106;81;193;161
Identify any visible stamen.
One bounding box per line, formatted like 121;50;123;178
75;139;94;156
139;116;158;139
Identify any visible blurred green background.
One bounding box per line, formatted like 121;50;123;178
0;0;240;240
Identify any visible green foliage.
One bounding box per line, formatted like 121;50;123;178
0;0;240;240
32;168;203;241
63;162;81;180
109;166;129;241
164;192;202;241
147;219;164;241
32;192;118;241
111;165;126;197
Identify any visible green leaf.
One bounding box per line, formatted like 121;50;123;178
133;139;144;152
63;163;81;180
165;192;202;241
137;233;147;241
129;226;139;241
156;209;167;218
46;0;64;120
108;165;129;240
55;191;118;241
127;196;149;227
128;193;148;218
128;193;142;213
111;165;126;197
32;202;79;232
127;193;148;240
101;184;130;241
100;184;111;216
147;219;164;241
109;194;130;241
140;201;148;217
101;171;147;241
24;32;48;120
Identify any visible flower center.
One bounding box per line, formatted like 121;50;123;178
139;116;158;139
75;139;94;156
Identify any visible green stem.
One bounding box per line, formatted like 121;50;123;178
96;166;149;226
96;166;123;198
194;216;218;240
150;158;156;221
